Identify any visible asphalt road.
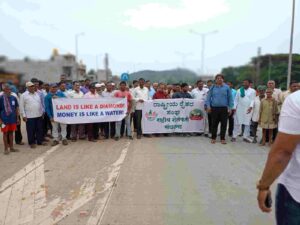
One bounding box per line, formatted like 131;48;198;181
0;131;276;225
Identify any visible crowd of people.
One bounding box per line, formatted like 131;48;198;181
0;73;299;155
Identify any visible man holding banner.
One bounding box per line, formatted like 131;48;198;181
84;84;100;142
45;83;68;146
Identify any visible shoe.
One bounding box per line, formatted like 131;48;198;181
252;138;257;144
37;142;48;146
51;140;59;146
10;148;19;152
243;138;251;143
114;137;120;141
30;144;37;149
16;142;25;145
231;138;236;142
137;135;141;139
62;140;68;145
128;136;134;140
211;139;216;144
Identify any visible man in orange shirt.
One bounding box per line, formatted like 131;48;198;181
114;81;133;140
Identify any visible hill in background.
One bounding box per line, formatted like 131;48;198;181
129;68;200;84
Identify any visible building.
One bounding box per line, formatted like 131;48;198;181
0;49;87;84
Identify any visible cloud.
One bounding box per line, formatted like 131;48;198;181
124;0;230;30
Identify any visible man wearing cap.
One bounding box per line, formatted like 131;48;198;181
0;84;20;154
20;82;45;148
45;83;68;146
95;83;102;96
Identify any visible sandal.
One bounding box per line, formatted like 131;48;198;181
221;140;227;145
211;139;216;144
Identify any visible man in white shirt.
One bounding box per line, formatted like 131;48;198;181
257;91;300;224
133;78;149;139
20;82;45;148
102;82;116;139
69;82;85;141
251;86;266;143
191;80;209;136
232;79;256;143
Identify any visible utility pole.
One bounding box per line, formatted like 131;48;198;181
256;47;261;85
75;32;85;80
268;55;272;81
287;0;296;89
190;30;218;75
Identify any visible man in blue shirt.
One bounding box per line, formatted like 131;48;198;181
206;74;233;144
0;84;20;154
45;83;68;146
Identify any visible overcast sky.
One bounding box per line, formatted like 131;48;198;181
0;0;299;75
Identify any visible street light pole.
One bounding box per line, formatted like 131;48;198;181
190;30;218;75
75;32;85;80
287;0;296;89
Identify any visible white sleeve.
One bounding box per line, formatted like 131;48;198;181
249;90;256;108
233;90;239;110
279;95;300;135
19;94;26;118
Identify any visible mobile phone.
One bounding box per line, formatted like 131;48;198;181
265;192;272;208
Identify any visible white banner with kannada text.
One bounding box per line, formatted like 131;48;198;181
52;98;127;124
142;99;205;134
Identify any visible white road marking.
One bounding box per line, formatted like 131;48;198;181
87;141;131;225
0;145;60;225
0;187;12;225
0;141;131;225
0;145;60;194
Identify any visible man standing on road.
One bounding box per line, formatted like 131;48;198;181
257;90;300;225
231;79;256;143
68;82;85;141
114;81;133;141
0;84;20;154
20;82;45;148
133;78;149;139
45;83;68;146
192;80;209;136
84;84;100;142
206;74;233;144
102;82;116;139
227;81;237;137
